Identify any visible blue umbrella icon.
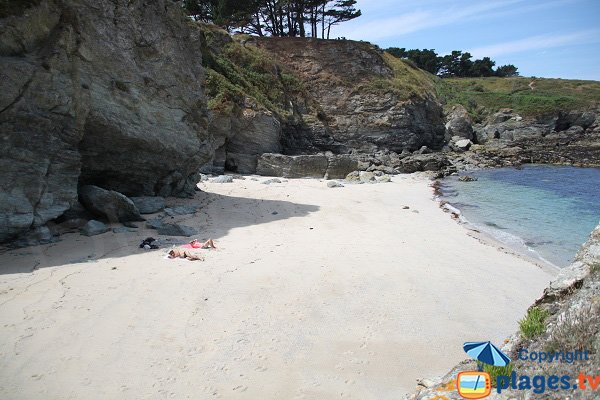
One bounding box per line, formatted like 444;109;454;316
463;341;511;366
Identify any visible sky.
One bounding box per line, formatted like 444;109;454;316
330;0;600;80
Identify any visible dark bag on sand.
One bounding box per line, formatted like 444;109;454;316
139;237;159;249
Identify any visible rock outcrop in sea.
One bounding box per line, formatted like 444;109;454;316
447;107;600;170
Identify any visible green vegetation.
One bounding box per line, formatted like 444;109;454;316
437;77;600;119
364;52;437;100
0;0;40;18
477;362;513;388
519;306;550;339
198;24;305;115
184;0;361;39
385;48;518;78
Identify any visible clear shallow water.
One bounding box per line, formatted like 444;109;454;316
439;165;600;267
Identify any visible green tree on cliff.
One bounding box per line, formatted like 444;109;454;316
495;64;519;77
183;0;258;30
386;47;519;78
184;0;361;38
471;57;495;77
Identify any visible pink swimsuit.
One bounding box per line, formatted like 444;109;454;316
180;242;202;249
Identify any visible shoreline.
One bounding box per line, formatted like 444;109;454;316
0;174;555;399
435;196;561;275
433;164;600;272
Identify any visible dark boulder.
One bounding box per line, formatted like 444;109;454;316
398;154;449;173
130;197;166;214
79;185;143;223
156;223;198;237
81;220;109;237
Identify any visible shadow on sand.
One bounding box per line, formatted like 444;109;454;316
0;190;319;275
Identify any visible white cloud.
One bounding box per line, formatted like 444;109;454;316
468;30;600;57
332;0;526;41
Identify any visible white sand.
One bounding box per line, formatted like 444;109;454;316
0;174;554;399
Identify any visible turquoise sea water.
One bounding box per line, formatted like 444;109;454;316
438;165;600;267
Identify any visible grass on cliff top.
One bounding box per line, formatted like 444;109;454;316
0;0;40;18
437;76;600;119
198;24;305;116
364;52;437;101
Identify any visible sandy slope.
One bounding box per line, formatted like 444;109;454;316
0;174;554;399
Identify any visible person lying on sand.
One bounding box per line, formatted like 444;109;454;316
167;248;204;261
180;239;216;249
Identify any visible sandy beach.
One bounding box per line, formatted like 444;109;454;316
0;174;555;399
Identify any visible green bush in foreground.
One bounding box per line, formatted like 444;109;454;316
519;306;550;339
477;362;513;387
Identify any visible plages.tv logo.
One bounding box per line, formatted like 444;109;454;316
456;341;511;399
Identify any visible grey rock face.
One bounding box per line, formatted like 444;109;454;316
224;109;282;174
469;108;600;167
130;197;166;214
398;154;449;173
79;185;143;223
12;226;57;248
256;154;329;178
325;155;361;179
256;153;363;180
0;0;211;242
556;110;596;131
202;95;282;175
156;223;198;237
255;38;446;155
445;105;473;141
81;220;109;236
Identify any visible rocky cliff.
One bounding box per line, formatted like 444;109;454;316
443;106;600;173
198;27;446;175
439;77;600;171
0;0;212;242
255;37;446;155
1;3;599;243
